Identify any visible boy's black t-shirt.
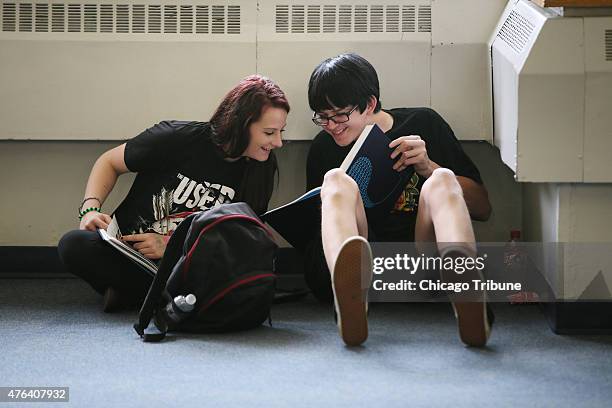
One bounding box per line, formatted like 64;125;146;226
306;107;483;242
113;120;247;235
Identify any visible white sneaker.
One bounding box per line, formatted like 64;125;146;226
332;236;372;346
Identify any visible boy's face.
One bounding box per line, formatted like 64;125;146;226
315;105;369;147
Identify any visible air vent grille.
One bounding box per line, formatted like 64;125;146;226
275;3;430;34
307;5;320;34
18;2;31;31
164;4;177;33
2;2;16;32
417;5;430;32
0;2;241;35
52;3;65;32
291;5;304;33
402;5;414;32
497;10;535;54
84;4;97;33
35;3;47;32
606;29;612;62
195;5;209;33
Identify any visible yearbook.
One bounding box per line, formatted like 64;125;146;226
97;216;158;277
261;124;414;250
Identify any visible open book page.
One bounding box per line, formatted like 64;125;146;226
106;215;122;240
98;228;158;277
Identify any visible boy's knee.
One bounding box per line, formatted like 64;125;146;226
321;169;359;201
422;168;461;198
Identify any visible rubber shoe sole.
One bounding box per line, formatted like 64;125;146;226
332;236;372;347
439;248;491;347
451;301;491;347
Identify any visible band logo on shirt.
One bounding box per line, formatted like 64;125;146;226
172;173;236;210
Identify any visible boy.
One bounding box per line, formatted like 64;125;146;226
305;53;492;347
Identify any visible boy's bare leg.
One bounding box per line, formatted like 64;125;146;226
415;168;491;347
320;169;368;271
415;168;476;255
320;169;371;346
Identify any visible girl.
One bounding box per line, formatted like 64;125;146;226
58;75;289;311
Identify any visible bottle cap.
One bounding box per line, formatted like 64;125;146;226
510;230;521;240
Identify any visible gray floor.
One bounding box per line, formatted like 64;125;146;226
1;278;611;408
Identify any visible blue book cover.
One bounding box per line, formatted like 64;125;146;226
340;124;414;221
261;124;413;250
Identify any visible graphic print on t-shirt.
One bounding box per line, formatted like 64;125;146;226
128;173;237;235
392;172;420;213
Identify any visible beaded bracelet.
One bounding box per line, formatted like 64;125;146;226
79;197;101;213
78;207;101;220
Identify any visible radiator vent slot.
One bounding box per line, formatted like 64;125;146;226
0;2;241;35
370;5;383;33
100;4;113;33
386;5;399;33
338;4;351;33
148;5;161;33
180;5;192;33
497;10;535;54
291;5;304;33
84;4;97;33
132;4;144;33
211;5;224;33
2;2;16;31
35;3;48;32
227;4;239;34
52;3;65;32
18;2;31;31
354;5;366;32
68;4;81;33
322;4;334;33
116;4;129;33
606;29;612;61
275;4;288;33
164;5;176;33
195;5;208;33
307;5;320;34
417;5;430;32
275;4;430;34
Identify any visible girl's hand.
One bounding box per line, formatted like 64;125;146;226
80;211;112;231
122;233;167;260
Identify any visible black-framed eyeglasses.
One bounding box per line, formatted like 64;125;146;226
311;105;359;126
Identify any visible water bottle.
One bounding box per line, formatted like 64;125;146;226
504;230;539;303
164;294;197;323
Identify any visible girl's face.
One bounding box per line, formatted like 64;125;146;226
243;106;287;161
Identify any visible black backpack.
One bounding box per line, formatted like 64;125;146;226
134;202;278;342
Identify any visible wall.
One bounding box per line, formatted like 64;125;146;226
0;139;520;247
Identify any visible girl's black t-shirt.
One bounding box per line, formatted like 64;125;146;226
113;121;247;235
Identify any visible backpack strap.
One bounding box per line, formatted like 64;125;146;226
134;213;197;341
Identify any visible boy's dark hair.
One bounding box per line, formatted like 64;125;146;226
209;75;290;214
308;53;381;114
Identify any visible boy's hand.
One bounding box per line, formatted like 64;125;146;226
389;135;439;177
122;233;167;260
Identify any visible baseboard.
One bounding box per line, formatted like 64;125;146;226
540;301;612;335
0;246;70;277
0;246;304;278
